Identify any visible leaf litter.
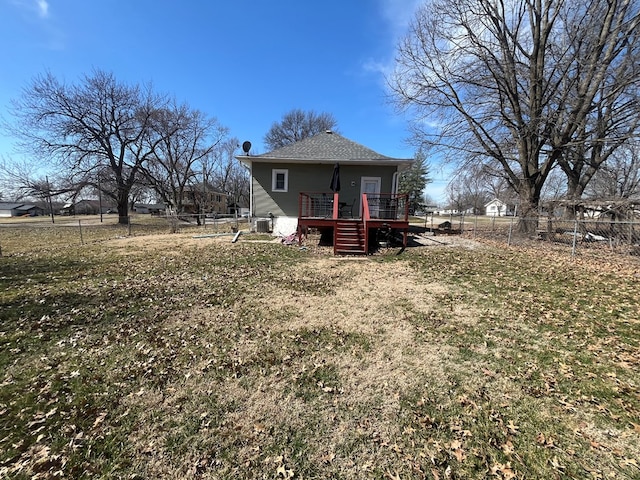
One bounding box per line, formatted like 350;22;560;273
1;229;639;478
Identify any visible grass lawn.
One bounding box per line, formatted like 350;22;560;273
0;226;639;479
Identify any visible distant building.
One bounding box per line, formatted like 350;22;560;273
180;185;227;215
440;207;474;215
61;199;115;215
0;202;44;217
133;203;166;215
484;198;513;216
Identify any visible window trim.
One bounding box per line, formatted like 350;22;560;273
272;169;289;192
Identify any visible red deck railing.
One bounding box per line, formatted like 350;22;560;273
298;192;409;254
299;192;409;221
299;192;340;219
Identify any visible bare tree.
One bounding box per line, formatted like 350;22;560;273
8;70;168;224
540;166;568;202
447;167;492;214
585;143;640;199
479;164;517;204
264;109;339;151
210;138;250;212
391;0;640;232
445;181;468;215
141;102;229;216
0;155;79;205
553;0;640;204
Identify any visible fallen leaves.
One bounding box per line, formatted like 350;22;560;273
2;229;640;479
506;420;519;435
274;456;294;479
535;432;556;448
490;461;517;479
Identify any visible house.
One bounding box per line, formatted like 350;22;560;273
440;207;473;216
61;199;114;215
485;198;511;216
236;130;414;254
179;185;227;216
133;203;166;215
0;202;43;217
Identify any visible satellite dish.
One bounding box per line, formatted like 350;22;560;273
242;141;251;155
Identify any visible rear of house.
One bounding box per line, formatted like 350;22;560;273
237;131;414;254
237;130;413;236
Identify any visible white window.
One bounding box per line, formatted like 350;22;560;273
272;169;288;192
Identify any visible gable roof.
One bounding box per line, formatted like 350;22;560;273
0;202;26;210
484;198;506;207
15;204;38;212
237;131;413;166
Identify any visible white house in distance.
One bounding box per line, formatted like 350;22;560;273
485;198;509;216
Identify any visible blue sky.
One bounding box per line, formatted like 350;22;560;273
0;0;448;202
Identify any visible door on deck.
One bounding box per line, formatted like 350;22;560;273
360;177;381;218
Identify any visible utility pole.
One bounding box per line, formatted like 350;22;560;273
46;176;55;224
97;175;103;223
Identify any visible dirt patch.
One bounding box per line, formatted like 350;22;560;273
103;230;485;257
118;237;479;476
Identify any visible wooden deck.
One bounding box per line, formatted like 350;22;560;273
297;192;410;255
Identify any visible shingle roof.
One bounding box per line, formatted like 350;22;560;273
247;131;411;163
0;202;26;210
15;204;37;211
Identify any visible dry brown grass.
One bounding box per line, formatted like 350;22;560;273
1;226;639;479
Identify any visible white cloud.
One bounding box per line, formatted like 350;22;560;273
362;0;424;79
362;58;392;77
37;0;49;18
10;0;50;18
378;0;424;39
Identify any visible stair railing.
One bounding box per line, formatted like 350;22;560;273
362;193;371;254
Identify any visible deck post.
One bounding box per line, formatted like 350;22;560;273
332;192;339;219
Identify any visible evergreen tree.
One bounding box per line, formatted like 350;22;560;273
399;149;431;214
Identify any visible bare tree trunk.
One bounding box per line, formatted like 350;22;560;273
117;190;129;225
517;179;542;234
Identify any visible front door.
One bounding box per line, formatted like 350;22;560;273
360;177;381;218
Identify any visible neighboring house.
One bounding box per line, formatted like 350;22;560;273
0;202;43;217
133;203;166;215
485;198;510;216
227;201;249;216
61;199;114;215
440;207;473;216
180;185;227;215
33;200;65;216
236;130;413;235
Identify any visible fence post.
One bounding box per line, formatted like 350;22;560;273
128;215;132;236
571;219;578;257
474;214;478;238
507;215;515;246
78;219;84;245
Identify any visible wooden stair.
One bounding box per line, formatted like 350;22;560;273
334;220;366;255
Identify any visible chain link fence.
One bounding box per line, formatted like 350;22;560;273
454;214;640;256
0;214;248;256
